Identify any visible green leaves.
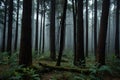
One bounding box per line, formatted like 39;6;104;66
98;65;112;74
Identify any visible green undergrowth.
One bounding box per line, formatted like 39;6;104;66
0;51;120;80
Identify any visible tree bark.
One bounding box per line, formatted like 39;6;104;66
72;0;77;65
94;0;97;57
96;0;110;65
76;0;85;66
19;0;32;67
115;0;119;58
2;0;8;52
42;0;45;54
56;0;67;66
50;0;56;60
7;0;13;56
14;0;20;52
39;13;43;53
35;0;40;54
86;0;88;57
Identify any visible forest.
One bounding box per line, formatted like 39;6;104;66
0;0;120;80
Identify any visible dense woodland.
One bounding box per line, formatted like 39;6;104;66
0;0;120;80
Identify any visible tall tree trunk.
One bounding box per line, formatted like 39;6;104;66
96;0;110;65
86;0;88;57
50;0;56;60
115;0;119;58
39;13;43;53
94;0;97;57
42;14;45;54
7;0;13;56
42;1;45;54
56;0;67;66
76;0;85;66
14;0;20;52
19;0;32;67
2;0;8;52
72;0;77;65
107;16;110;54
35;0;40;53
56;25;61;52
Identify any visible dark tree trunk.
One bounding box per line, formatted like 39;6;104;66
35;0;40;53
107;17;110;54
56;25;61;52
19;0;32;67
76;0;85;66
56;0;67;66
86;0;88;57
94;0;97;57
72;0;77;65
2;0;8;52
39;13;43;53
115;0;119;58
42;1;45;54
7;0;13;56
14;0;20;52
96;0;110;65
50;0;56;60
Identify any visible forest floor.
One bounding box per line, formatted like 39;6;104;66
0;61;120;80
0;53;120;80
41;72;120;80
33;58;120;80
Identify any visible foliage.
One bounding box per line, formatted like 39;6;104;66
0;52;18;65
10;67;40;80
1;51;120;80
107;54;120;77
1;65;41;80
0;52;9;65
0;52;40;80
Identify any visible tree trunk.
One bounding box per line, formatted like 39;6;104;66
72;0;77;65
96;0;110;65
39;13;43;53
19;0;32;67
94;0;97;57
42;0;45;54
35;0;40;54
76;0;85;66
56;0;67;66
86;0;88;57
2;0;8;52
50;0;56;60
7;0;13;56
14;0;20;52
115;0;119;58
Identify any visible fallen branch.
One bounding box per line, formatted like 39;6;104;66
39;62;90;74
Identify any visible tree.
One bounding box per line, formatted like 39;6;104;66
7;0;13;56
115;0;119;58
94;0;97;57
19;0;32;67
50;0;56;60
39;13;43;53
96;0;110;65
2;0;8;52
39;0;43;53
72;0;77;64
86;0;88;57
56;0;67;66
35;0;40;53
76;0;85;66
14;0;20;51
42;0;45;54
